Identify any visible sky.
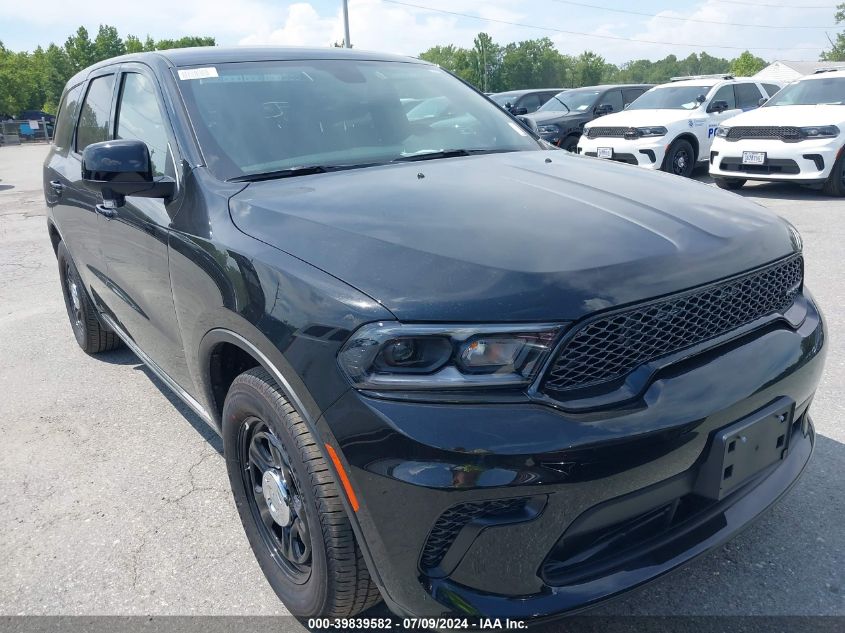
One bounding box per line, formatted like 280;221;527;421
0;0;841;63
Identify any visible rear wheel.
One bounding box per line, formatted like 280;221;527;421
822;151;845;196
223;367;381;617
56;241;121;354
713;177;746;190
663;139;696;178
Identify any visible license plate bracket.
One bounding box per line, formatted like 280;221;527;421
694;399;794;500
742;151;766;165
597;147;613;159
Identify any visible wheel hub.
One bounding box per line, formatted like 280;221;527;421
262;469;292;527
69;279;81;312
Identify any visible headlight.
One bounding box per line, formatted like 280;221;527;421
337;322;564;390
800;125;839;139
537;124;560;135
634;126;667;138
715;126;730;138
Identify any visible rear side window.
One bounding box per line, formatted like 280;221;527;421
735;83;764;109
76;74;115;152
52;84;83;153
711;85;737;109
115;73;171;177
622;88;645;107
763;83;781;98
519;93;541;112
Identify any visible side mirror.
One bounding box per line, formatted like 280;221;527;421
82;139;175;204
707;100;730;114
758;97;768;107
594;103;613;116
696;94;707;104
511;106;529;116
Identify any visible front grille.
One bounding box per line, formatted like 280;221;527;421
420;498;527;570
542;255;803;395
587;126;629;139
726;126;802;141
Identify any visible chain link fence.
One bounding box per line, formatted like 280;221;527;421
0;119;53;146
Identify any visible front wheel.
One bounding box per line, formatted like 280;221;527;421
663;139;696;178
713;177;746;190
223;367;381;617
822;150;845;196
560;136;579;152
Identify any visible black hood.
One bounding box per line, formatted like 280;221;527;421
522;110;584;126
229;151;797;322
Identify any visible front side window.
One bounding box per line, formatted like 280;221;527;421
519;93;541;112
710;85;737;110
115;73;171;177
762;83;782;98
735;83;763;109
626;85;709;110
175;60;539;180
599;90;624;114
765;77;845;106
622;89;645;107
53;83;83;153
76;74;115;152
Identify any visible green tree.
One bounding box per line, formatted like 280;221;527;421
155;36;216;50
500;38;571;90
731;50;767;76
572;51;610;87
93;24;126;61
125;35;145;54
64;26;96;73
467;33;501;92
822;3;845;60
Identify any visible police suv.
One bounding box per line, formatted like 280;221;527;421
710;69;845;195
577;75;782;177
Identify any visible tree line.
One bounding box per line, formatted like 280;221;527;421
419;35;770;94
0;25;214;117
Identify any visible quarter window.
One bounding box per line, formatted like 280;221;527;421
53;84;83;153
76;74;115;152
735;83;764;109
116;73;171;177
622;88;645;107
762;83;782;98
710;85;737;110
519;94;541;113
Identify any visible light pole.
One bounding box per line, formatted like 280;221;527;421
342;0;351;48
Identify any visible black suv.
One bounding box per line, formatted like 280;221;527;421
43;48;825;622
521;84;652;151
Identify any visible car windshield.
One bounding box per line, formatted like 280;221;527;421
765;77;845;106
626;85;709;110
538;90;599;113
176;60;540;180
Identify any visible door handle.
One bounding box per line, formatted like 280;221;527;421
49;180;64;195
95;204;116;219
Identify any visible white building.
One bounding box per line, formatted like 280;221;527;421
753;60;845;82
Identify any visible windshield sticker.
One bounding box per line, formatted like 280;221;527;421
177;67;219;80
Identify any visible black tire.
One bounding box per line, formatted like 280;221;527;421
823;151;845;196
663;139;696;178
714;177;746;190
560;136;579;152
223;367;381;617
56;241;121;354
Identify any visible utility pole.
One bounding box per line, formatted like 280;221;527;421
342;0;351;48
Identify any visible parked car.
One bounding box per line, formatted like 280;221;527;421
710;69;845;194
520;84;652;151
488;88;564;115
44;48;825;623
578;75;782;176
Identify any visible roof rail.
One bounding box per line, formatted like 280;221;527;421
812;67;843;74
669;74;734;82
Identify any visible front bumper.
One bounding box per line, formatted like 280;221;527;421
318;293;826;621
577;136;669;169
710;137;842;182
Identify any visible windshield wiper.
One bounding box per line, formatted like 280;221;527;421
550;96;570;113
230;165;328;182
230;162;385;183
393;149;506;163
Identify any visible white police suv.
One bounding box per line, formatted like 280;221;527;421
577;75;782;177
710;69;845;195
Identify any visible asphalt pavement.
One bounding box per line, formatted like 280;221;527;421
0;143;842;625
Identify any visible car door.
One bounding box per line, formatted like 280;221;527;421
97;64;190;384
48;70;118;304
704;84;740;152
